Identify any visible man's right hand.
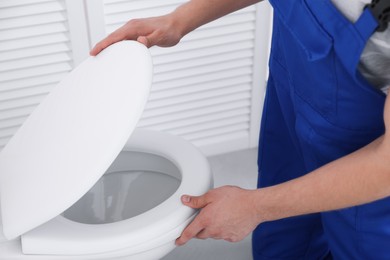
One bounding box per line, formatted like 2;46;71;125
90;0;262;56
90;14;184;55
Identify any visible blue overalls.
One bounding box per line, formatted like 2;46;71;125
252;0;388;259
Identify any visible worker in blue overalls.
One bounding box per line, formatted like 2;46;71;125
91;0;390;259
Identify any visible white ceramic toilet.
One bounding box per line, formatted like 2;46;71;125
0;41;213;259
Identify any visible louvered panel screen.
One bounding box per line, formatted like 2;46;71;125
103;0;258;154
0;0;74;151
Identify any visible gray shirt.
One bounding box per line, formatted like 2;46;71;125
332;0;390;93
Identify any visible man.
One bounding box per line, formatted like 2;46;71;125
91;0;390;258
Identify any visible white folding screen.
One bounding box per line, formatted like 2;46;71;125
0;0;272;156
0;0;89;151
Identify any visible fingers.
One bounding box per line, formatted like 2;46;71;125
175;215;204;246
175;213;222;245
181;194;209;209
90;32;156;56
90;32;125;56
195;229;221;240
89;15;181;55
90;17;157;56
176;193;212;245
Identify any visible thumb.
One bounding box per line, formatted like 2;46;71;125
137;32;158;48
136;36;150;48
181;194;208;209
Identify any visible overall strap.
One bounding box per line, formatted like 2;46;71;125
304;0;378;75
269;0;379;76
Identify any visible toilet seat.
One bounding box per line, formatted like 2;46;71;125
0;41;153;241
21;129;211;256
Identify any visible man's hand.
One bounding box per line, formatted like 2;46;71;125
175;186;262;246
90;14;184;55
90;0;263;56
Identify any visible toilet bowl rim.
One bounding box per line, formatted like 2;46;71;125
21;128;213;256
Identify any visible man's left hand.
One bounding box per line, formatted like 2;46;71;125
175;185;261;245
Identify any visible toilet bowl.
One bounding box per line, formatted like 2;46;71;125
0;41;213;259
0;128;212;259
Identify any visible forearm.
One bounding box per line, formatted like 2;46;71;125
255;134;390;222
172;0;262;37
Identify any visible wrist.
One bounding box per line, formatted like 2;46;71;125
246;189;269;224
168;11;187;40
252;187;286;223
170;3;203;38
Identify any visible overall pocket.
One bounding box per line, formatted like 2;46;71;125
295;111;381;170
272;0;338;120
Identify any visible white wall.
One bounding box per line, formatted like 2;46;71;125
0;0;272;156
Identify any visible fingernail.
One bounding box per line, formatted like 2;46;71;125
182;195;190;203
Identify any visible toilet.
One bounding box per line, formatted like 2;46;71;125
0;41;213;259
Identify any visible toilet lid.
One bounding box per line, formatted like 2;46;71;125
0;41;152;240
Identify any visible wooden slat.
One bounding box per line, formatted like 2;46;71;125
142;93;251;118
0;0;55;8
148;75;251;101
0;62;71;82
152;40;254;65
140;107;250;130
0;12;66;30
0;33;69;52
183;123;250;141
169;115;250;136
2;22;68;41
0;43;70;62
152;67;252;91
192;131;248;147
0;83;55;102
0;105;37;121
147;84;251;109
139;99;251;125
0;115;28;130
0;72;67;91
153;58;253;83
153;49;253;74
0;52;71;72
0;93;47;111
104;0;184;15
0;1;65;19
150;31;254;56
